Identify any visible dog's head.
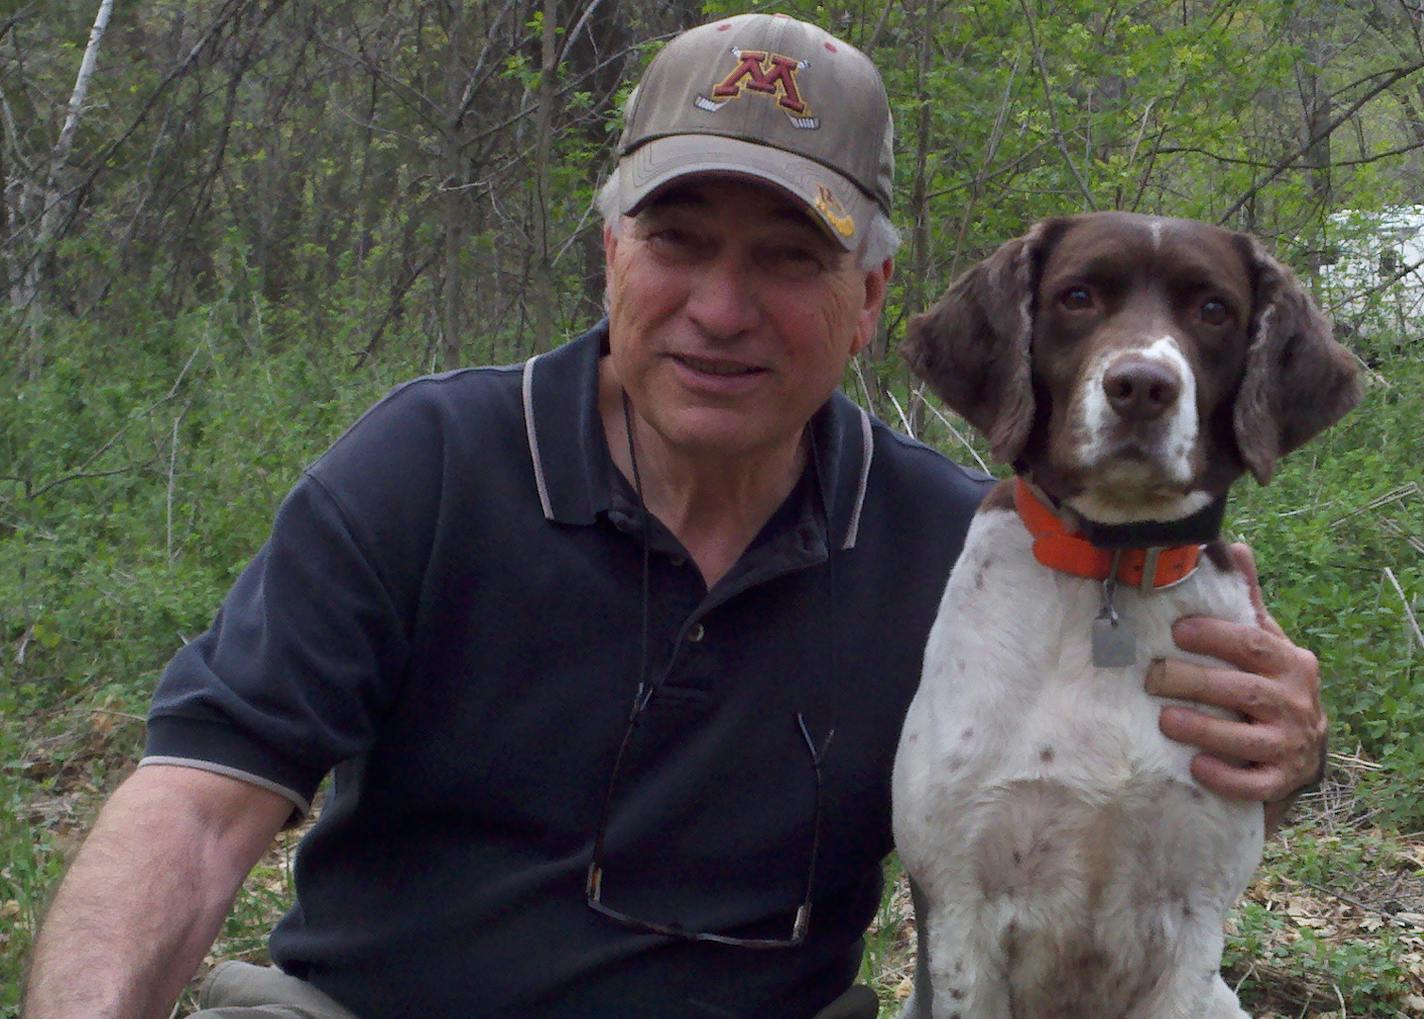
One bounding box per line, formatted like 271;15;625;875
902;211;1361;524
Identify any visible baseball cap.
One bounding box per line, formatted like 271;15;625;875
615;13;894;250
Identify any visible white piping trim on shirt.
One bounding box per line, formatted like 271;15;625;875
139;756;312;818
842;406;874;550
522;353;554;520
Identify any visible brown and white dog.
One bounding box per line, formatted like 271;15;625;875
891;212;1360;1018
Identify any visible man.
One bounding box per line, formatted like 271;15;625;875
23;13;1325;1019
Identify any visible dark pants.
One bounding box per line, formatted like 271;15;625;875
189;961;881;1018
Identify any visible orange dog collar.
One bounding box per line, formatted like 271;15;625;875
1013;478;1201;593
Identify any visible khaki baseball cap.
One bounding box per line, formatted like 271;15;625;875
615;12;893;250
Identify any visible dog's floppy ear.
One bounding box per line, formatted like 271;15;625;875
901;219;1064;464
1231;236;1362;484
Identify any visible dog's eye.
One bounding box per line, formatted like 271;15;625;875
1060;287;1094;311
1200;298;1230;325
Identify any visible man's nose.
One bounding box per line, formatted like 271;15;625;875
685;254;761;338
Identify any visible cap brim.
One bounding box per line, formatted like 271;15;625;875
619;135;877;251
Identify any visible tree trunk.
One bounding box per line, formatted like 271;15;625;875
16;0;115;379
529;0;559;352
440;4;467;372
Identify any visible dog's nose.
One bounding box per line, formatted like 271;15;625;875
1102;356;1181;421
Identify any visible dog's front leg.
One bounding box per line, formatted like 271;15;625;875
898;877;1007;1019
1141;955;1252;1019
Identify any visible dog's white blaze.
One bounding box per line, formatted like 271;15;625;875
1141;334;1198;481
1072;334;1202;522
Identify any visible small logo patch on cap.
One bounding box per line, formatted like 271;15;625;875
814;184;855;238
694;47;821;129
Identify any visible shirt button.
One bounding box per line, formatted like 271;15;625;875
670;555;686;567
686;623;705;643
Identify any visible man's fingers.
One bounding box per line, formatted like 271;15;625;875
1170;615;1309;684
1188;753;1292;803
1158;705;1282;761
1158;705;1301;802
1146;657;1286;719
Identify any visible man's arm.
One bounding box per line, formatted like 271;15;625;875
23;764;292;1019
1146;543;1328;834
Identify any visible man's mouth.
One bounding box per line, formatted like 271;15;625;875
676;354;762;376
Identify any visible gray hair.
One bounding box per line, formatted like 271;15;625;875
595;166;901;270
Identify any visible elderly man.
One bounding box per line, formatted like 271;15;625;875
23;13;1324;1019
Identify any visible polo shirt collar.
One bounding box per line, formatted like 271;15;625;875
521;320;875;551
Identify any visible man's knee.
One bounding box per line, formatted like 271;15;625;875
187;961;360;1019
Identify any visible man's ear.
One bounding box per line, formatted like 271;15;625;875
850;257;894;357
900;220;1065;464
1231;236;1362;484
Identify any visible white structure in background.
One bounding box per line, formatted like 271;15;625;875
1320;205;1424;335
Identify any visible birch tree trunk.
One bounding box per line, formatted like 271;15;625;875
15;0;115;380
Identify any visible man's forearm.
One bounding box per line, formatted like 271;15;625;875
23;766;287;1019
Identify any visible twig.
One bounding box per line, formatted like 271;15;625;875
165;408;187;563
1296;876;1422;927
88;707;147;724
25;339;205;501
850;355;886;425
1018;0;1097;211
1380;517;1424;557
1383;567;1424;650
1330;483;1419;527
919;390;992;474
14;622;33;666
1219;57;1424;225
883;386;915;438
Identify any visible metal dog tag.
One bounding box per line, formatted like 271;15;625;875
1092;614;1138;667
1092;572;1137;667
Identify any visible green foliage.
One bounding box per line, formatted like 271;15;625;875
1229;347;1423;829
4;0;1424;1010
1222;827;1423;1015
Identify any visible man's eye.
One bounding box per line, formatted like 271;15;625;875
763;246;826;278
1060;286;1094;311
645;228;704;259
648;228;692;248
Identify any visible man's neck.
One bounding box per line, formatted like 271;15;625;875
598;358;807;589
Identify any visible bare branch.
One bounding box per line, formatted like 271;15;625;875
1018;0;1097;211
1219;57;1424;224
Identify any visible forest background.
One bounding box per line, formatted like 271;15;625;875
2;0;1422;1015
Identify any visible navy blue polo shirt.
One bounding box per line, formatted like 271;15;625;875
144;322;989;1018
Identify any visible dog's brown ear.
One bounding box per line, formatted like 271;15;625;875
901;220;1063;464
1232;237;1362;484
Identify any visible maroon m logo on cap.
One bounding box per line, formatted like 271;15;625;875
711;49;810;115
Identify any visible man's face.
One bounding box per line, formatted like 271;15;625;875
603;178;889;462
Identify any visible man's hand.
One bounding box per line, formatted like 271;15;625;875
1145;543;1327;819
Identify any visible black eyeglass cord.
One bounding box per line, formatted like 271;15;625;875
621;390;654;718
585;394;837;948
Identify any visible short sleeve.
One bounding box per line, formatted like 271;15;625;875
143;468;412;816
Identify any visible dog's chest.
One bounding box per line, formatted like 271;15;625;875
892;505;1263;990
900;505;1255;780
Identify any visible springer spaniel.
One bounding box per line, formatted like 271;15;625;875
891;212;1360;1018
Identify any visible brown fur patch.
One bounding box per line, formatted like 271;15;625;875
1203;541;1233;573
978;478;1017;513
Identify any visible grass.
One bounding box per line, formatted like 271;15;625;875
859;758;1424;1017
2;318;1420;1016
